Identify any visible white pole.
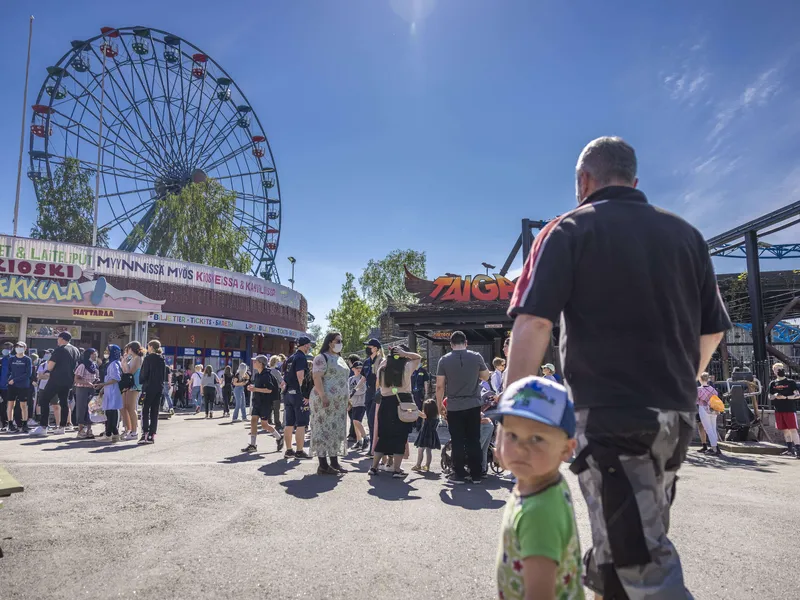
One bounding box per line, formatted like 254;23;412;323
13;16;34;238
92;47;109;248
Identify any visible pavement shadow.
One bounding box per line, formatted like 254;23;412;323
684;453;777;473
366;477;421;501
280;473;341;499
258;461;299;477
42;440;101;451
89;444;139;454
219;452;269;464
217;422;238;426
439;485;505;510
18;438;66;446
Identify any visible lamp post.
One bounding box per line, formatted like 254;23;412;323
13;16;34;237
481;262;496;276
287;256;296;289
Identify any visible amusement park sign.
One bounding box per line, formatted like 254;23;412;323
404;268;517;304
0;236;301;310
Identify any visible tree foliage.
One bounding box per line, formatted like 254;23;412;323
359;249;427;314
307;322;325;356
30;157;109;247
327;272;377;354
138;179;252;273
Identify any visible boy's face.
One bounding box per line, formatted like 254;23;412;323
353;366;362;377
499;415;575;482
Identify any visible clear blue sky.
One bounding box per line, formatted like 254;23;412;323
2;1;799;331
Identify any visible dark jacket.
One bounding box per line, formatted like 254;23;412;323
8;355;32;388
139;353;167;394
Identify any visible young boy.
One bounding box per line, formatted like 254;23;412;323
768;362;800;458
490;375;584;600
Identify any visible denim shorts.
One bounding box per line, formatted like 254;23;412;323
284;391;309;428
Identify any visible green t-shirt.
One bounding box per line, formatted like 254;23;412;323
496;477;584;600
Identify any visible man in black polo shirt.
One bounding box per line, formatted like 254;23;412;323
31;332;81;437
505;137;731;600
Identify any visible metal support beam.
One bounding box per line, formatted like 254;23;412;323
745;230;768;397
522;219;533;262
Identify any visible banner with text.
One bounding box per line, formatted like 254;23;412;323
148;312;306;340
0;236;301;310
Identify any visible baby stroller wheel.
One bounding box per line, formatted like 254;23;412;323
440;440;453;475
488;445;504;474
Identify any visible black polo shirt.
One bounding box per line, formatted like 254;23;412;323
508;186;732;412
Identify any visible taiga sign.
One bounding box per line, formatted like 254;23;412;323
404;268;516;304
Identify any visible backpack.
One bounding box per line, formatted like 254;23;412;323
262;368;281;402
286;352;314;399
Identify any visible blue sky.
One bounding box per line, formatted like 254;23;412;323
1;1;799;331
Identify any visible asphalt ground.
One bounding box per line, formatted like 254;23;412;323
1;412;798;599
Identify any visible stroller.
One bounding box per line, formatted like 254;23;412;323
440;429;504;475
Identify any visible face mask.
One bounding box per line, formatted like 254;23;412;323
777;369;786;377
104;353;110;359
333;342;343;353
43;353;51;361
1;349;8;356
15;347;24;355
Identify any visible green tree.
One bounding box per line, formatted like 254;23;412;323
30;157;109;246
359;249;427;314
307;322;324;355
327;272;377;354
139;179;252;273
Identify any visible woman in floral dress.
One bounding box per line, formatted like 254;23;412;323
310;331;351;475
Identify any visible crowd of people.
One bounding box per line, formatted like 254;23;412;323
7;138;794;599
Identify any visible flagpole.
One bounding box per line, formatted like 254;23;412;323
92;47;108;248
13;15;34;238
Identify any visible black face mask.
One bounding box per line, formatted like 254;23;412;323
777;369;786;377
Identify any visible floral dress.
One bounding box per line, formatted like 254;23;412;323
309;352;350;457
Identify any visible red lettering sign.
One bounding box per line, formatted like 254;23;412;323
0;259;81;280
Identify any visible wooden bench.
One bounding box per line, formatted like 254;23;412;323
0;466;23;558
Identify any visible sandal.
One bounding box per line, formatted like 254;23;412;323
368;467;379;476
411;465;424;472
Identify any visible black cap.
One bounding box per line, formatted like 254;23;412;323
352;361;363;368
297;335;312;347
365;338;381;349
58;331;72;342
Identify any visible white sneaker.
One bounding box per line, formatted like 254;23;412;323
53;427;65;435
27;419;38;427
30;426;47;437
126;432;138;440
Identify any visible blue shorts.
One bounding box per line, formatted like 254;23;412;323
350;406;366;422
284;391;309;428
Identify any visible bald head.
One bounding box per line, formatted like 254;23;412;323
575;136;638;204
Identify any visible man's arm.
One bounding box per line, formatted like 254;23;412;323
435;375;445;414
506;315;554;388
47;359;56;372
696;332;725;381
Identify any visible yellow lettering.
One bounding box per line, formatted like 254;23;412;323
65;282;81;301
0;279;8;297
38;281;53;301
21;278;37;300
9;276;24;299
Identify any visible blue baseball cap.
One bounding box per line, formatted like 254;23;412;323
487;376;576;438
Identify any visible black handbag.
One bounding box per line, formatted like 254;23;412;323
118;373;135;391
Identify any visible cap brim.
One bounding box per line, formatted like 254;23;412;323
484;408;562;432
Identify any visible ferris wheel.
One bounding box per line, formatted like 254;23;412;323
28;26;282;281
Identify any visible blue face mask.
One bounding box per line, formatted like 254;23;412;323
1;349;8;356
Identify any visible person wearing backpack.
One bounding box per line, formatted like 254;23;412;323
241;355;284;454
282;336;313;459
